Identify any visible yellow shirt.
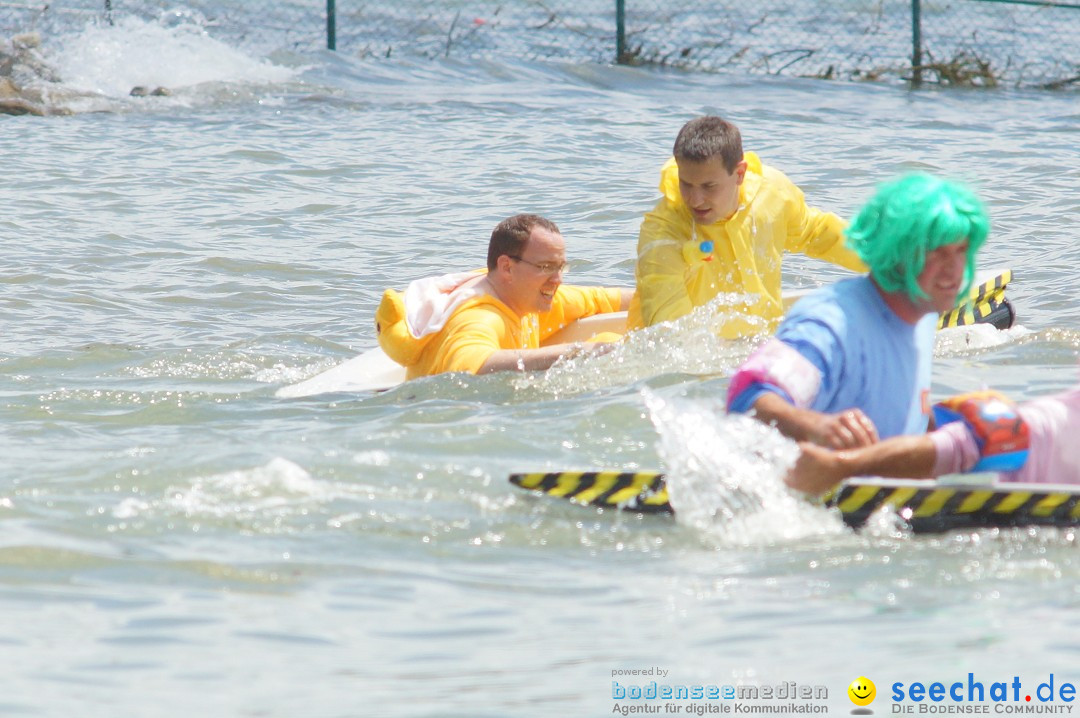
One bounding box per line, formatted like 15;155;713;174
377;283;625;379
629;153;866;336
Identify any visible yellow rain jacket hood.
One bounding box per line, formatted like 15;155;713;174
376;271;624;379
628;152;865;336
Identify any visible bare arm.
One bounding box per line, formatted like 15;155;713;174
618;288;633;311
750;392;879;449
477;341;614;374
786;435;938;495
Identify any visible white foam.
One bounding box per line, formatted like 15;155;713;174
110;457;346;523
936;323;1031;355
46;14;296;98
643;389;847;545
516;292;767;396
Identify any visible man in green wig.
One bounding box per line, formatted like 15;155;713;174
727;173;990;449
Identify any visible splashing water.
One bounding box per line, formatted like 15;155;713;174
516;285;1035;398
935;323;1031;356
642;388;847;545
43;14;296;99
111;457;357;531
515;291;770;397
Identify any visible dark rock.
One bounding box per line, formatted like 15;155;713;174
130;85;172;97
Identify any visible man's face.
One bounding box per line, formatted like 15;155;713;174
676;156;747;225
504;225;567;315
915;240;970;314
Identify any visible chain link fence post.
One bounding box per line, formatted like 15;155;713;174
616;0;626;64
327;0;336;50
912;0;923;87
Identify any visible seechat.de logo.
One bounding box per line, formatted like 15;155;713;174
848;676;876;714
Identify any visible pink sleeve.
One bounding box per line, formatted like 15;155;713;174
726;338;822;409
929;421;981;476
1006;392;1080;484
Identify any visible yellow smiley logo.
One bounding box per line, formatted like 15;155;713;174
848;676;876;706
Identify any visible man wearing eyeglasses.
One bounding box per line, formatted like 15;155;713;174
376;214;632;379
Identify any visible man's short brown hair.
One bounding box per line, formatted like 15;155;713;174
672;116;744;172
487;214;560;271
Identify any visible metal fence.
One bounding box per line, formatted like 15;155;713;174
3;0;1079;89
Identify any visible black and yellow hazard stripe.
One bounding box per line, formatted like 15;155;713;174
508;471;1080;532
937;269;1014;330
826;478;1080;532
509;471;673;514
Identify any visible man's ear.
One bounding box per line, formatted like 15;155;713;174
734;160;748;185
494;254;514;278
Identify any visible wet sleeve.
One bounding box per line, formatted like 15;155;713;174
538;285;624;341
771;316;846;411
726;338;823;413
556;285;624;320
635;203;694;326
726;318;842;414
778;173;866;272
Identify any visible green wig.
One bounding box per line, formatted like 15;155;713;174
845;173;989;302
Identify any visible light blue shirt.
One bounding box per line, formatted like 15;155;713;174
731;276;936;439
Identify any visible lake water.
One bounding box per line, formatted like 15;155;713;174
2;12;1080;718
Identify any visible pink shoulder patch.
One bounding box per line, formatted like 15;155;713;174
727;339;822;409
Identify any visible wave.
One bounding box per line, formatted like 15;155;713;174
2;14;301;115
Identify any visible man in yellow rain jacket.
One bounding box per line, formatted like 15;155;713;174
629;116;866;336
376;214;631;380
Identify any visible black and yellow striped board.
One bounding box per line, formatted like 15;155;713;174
510;471;673;515
937;269;1013;330
828;478;1080;532
508;471;1080;533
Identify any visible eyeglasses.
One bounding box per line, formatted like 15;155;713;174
509;256;569;276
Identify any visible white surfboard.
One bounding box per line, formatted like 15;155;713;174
276;268;1012;398
276;347;408;397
